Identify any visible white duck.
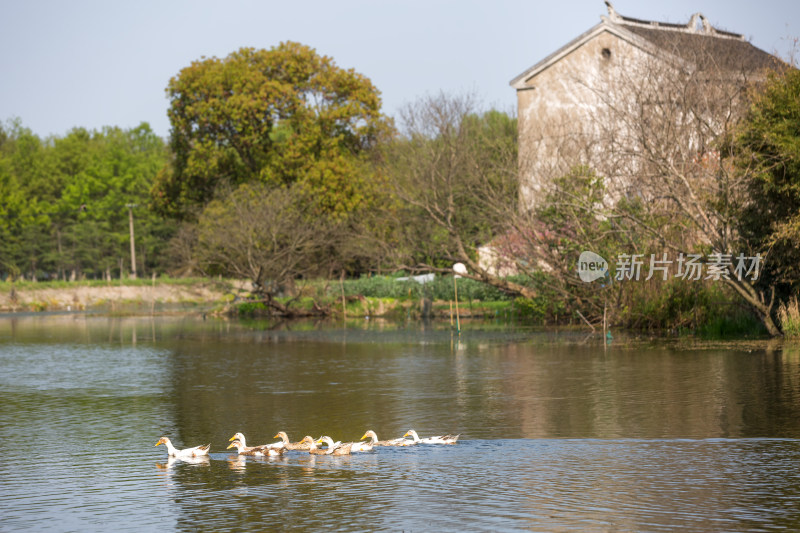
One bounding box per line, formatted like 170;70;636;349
300;436;329;455
317;436;353;456
154;436;210;457
403;429;459;445
361;429;416;447
229;432;285;452
227;439;284;457
350;438;374;453
274;431;311;450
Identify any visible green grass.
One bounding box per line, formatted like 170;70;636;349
331;273;522;302
698;310;767;339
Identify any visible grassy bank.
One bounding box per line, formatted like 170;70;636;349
0;274;777;339
0;275;535;321
0;277;238;313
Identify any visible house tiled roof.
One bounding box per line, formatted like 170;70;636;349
511;2;780;88
620;17;779;73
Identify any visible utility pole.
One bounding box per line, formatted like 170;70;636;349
126;203;138;279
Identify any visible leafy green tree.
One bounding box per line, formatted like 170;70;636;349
0;121;53;279
56;124;169;278
0;121;169;280
154;42;393;220
735;66;800;302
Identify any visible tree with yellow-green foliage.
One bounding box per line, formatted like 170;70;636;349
153;42;394;221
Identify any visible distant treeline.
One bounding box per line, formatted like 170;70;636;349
4;40;800;337
0;42;518;287
0;121;174;281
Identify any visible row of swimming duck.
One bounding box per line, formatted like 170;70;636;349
155;429;459;458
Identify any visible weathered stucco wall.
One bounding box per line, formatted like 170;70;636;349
516;30;653;209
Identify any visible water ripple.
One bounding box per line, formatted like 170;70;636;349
4;318;800;531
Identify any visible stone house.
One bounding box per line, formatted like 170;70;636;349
509;1;778;210
478;2;779;276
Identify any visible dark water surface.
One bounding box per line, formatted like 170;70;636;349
2;315;800;531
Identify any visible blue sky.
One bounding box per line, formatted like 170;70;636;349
1;0;798;139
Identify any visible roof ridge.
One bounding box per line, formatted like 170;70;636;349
604;1;745;41
510;3;777;88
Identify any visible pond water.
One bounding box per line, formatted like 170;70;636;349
2;315;800;531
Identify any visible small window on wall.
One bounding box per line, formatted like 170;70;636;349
601;48;612;59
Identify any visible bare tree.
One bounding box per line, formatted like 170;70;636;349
384;93;541;297
387;14;785;334
193;182;335;314
507;30;784;333
595;37;780;333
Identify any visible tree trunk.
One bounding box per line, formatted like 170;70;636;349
725;278;782;337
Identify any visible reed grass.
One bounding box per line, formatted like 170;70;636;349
778;296;800;337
